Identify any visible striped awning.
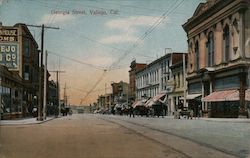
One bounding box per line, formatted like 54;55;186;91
132;99;147;108
153;93;166;102
202;90;239;102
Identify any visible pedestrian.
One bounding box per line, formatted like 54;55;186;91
129;106;134;118
0;103;3;120
198;104;202;118
190;109;194;119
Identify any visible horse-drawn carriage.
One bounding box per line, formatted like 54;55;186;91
179;107;193;119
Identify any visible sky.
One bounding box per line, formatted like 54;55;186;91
0;0;205;105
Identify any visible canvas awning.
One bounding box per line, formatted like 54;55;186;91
202;90;239;102
153;93;166;102
186;94;202;100
245;89;250;101
132;99;147;108
145;99;155;107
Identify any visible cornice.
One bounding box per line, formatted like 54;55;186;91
183;0;248;35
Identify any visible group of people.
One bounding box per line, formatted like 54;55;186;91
127;103;166;118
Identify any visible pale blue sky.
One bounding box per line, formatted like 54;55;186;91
0;0;205;105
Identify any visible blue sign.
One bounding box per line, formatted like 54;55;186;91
0;43;19;70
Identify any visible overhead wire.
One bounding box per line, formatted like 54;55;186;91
47;51;106;70
108;0;185;69
80;0;185;104
22;0;198;104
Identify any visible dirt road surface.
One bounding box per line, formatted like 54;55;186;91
0;114;187;158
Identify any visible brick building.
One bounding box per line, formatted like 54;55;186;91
128;60;147;103
0;23;40;119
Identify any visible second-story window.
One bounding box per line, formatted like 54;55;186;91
207;31;214;67
177;73;180;88
24;39;29;56
24;65;30;80
195;41;199;71
223;24;230;62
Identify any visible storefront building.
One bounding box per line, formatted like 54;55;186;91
128;60;147;103
0;65;23;119
169;54;187;115
183;0;250;117
135;52;186;115
0;23;40;119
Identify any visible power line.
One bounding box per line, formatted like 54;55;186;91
80;0;185;104
60;28;126;53
47;0;64;26
60;28;156;60
109;0;185;69
80;71;107;104
47;51;106;70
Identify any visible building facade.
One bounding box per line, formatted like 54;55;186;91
135;53;186;115
0;65;23;119
111;81;129;105
128;60;147;103
47;80;58;115
183;0;250;117
168;54;187;115
0;23;40;119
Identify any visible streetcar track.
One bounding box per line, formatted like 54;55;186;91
98;116;192;158
99;116;240;158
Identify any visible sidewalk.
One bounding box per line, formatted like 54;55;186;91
0;117;56;126
166;115;250;123
199;117;250;123
134;114;250;123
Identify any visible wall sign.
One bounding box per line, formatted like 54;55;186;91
0;43;19;70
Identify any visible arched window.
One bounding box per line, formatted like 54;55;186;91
195;41;199;71
207;31;214;66
223;25;230;62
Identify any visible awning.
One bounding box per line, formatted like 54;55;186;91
245;89;250;101
186;94;201;100
202;90;239;102
132;99;147;108
145;99;155;107
153;93;166;102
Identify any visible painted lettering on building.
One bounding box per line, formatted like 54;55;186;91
0;29;18;42
0;43;19;70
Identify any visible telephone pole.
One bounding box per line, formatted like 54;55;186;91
43;50;48;120
27;24;59;120
63;83;68;107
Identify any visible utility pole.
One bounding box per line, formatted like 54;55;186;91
63;83;67;107
49;70;65;117
27;24;59;121
43;50;48;120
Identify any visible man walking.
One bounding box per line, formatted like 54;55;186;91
129;105;134;118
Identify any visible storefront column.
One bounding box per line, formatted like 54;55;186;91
168;97;173;115
201;82;205;111
239;72;246;116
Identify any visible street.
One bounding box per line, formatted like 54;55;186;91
0;114;249;158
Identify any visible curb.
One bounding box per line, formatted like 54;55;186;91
0;117;57;126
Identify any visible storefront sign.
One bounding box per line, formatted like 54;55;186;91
0;43;19;70
0;28;18;42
